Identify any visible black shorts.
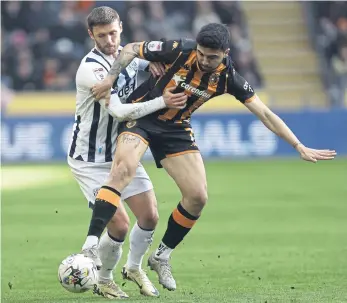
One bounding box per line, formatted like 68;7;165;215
118;117;199;168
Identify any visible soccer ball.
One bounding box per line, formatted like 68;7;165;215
58;253;98;293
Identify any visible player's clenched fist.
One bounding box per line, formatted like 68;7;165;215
148;62;166;77
163;86;187;109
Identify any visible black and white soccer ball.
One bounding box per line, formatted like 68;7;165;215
58;254;98;293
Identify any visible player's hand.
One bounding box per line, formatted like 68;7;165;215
163;86;187;109
295;144;336;163
92;77;113;100
102;90;111;107
149;62;165;77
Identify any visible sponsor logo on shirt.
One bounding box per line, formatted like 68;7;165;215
172;73;211;99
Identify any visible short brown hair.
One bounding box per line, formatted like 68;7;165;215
87;6;120;31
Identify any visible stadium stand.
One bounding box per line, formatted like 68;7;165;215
1;1;263;93
243;1;329;109
2;2;346;164
303;1;347;107
2;1;345;110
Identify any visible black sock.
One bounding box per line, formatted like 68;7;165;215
162;202;199;249
87;186;121;238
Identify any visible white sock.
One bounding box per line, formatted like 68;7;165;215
154;242;173;261
98;232;123;282
82;235;98;251
125;222;154;270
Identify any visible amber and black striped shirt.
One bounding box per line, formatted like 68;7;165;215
126;39;256;124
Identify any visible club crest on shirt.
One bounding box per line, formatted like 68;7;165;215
126;121;137;128
92;67;105;81
209;73;219;86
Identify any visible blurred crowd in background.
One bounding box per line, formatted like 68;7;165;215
1;0;263;92
1;1;346;107
311;1;347;106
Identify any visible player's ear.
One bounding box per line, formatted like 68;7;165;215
224;48;230;58
88;29;94;40
119;21;123;34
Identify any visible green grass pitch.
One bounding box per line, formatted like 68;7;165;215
2;159;347;302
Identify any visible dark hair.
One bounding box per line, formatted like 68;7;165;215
196;23;230;51
87;6;120;31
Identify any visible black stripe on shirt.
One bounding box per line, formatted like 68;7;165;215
150;52;192;98
69;115;81;158
105;115;114;162
216;72;227;96
88;102;101;162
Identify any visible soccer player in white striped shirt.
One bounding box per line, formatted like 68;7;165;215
67;6;187;299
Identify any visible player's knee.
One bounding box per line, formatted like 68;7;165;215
137;208;159;230
188;186;208;208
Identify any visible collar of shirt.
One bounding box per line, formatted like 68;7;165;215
94;46;122;61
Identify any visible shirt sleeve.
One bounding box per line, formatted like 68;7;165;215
76;61;109;89
76;61;116;97
103;93;166;122
226;68;256;103
139;39;184;64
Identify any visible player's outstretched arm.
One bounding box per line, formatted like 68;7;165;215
92;42;143;100
244;96;336;163
101;86;187;122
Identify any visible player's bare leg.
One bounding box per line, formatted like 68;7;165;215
121;189;160;296
82;134;148;271
148;152;207;291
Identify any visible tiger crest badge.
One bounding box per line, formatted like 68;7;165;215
126;121;137;128
209;73;219;86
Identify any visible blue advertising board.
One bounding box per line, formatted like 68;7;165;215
2;110;346;163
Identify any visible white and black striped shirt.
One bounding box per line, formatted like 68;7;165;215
68;47;149;163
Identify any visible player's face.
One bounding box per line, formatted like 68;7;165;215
88;21;122;56
196;45;229;73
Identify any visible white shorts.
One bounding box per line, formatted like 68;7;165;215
68;157;153;208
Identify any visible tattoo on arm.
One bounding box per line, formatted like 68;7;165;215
109;42;142;78
132;43;140;54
